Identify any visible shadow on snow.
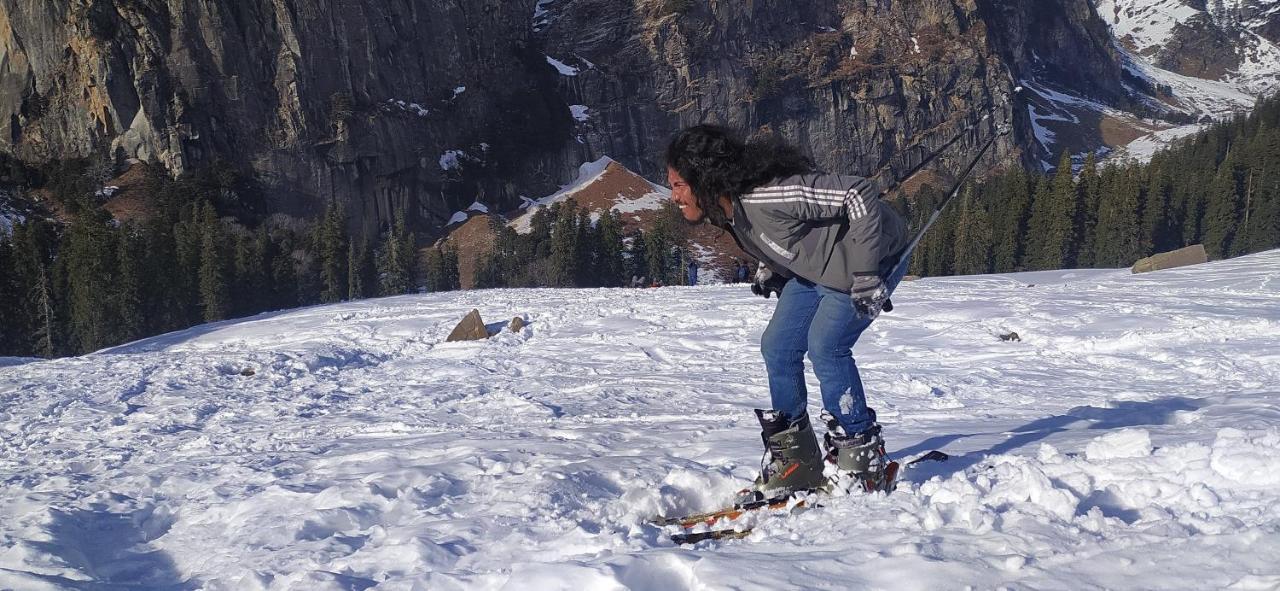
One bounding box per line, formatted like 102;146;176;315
895;396;1207;482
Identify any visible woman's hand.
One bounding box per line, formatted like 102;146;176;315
751;263;788;299
850;274;888;320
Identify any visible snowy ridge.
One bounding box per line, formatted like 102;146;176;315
1088;0;1275;161
2;251;1279;588
1096;0;1280;97
510;156;669;234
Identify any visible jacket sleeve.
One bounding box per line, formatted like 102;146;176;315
741;174;887;274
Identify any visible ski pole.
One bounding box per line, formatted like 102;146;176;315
888;92;1018;277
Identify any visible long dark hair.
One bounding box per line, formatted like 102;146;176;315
664;124;815;227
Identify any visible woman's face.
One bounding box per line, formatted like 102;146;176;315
667;166;705;223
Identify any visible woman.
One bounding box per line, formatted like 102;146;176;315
665;124;911;498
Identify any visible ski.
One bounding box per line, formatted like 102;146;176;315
653;450;948;544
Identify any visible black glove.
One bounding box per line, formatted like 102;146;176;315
850;274;889;320
751;263;789;299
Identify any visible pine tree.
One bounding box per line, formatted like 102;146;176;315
377;209;415;295
1024;152;1080;271
11;220;63;357
1241;170;1279;252
951;187;993;275
907;185;949;276
267;229;300;309
0;234;19;356
1093;165;1143;267
473;250;504;289
232;230;266;316
549;199;581;287
443;243;460;290
31;256;60;357
992;169;1033;272
529;205;554;261
1141;162;1175;255
1203;149;1243;259
347;231;374;299
174;205;205;325
116;225;145;343
626;229;648;282
198;202;230;322
1077;153;1102;267
595;209;626;287
65;207;120;353
317;200;349;302
575;208;595;286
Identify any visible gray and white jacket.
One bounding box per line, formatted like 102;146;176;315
727;173;909;293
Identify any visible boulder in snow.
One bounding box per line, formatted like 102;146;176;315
447;309;490;342
1131;244;1208;274
509;316;527;332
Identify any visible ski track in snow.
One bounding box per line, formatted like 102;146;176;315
2;252;1280;589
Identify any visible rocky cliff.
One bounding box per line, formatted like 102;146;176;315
0;0;1171;236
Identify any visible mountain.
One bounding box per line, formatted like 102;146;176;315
1084;0;1280;160
2;249;1278;588
439;156;747;287
1097;0;1280;92
0;0;1196;237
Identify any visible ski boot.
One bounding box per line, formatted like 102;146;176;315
823;417;896;493
736;409;826;504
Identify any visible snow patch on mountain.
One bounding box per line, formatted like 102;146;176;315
510;157;669;234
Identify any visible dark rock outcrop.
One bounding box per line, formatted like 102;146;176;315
0;0;1152;237
446;308;489;342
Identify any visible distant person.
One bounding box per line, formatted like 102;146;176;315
735;260;749;283
665;124;910;501
687;260;699;286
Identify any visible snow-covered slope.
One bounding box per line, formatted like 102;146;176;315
1031;0;1279;163
1097;0;1280;94
2;252;1280;589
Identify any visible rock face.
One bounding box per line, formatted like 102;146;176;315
0;0;573;237
0;0;1162;236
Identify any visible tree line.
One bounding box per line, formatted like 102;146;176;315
910;93;1280;276
0;162;452;358
473;198;691;289
4;93;1276;358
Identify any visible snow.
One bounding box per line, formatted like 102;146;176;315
2;250;1280;589
467;201;489;213
511;156;614;231
439;150;468;171
1109;122;1209;162
609;189;669;215
508;156;670;233
1095;0;1200;56
453;86;466;98
385;99;430;117
532;0;556;32
0;212;22;236
545;56;579;76
446;211;469;226
569;104;590;122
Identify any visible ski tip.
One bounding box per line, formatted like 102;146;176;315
906;450;949;465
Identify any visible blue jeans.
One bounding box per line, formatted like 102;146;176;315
760;261;909;434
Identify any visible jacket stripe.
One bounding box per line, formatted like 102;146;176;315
751;184;847;194
758;232;797;260
744;184;872;220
